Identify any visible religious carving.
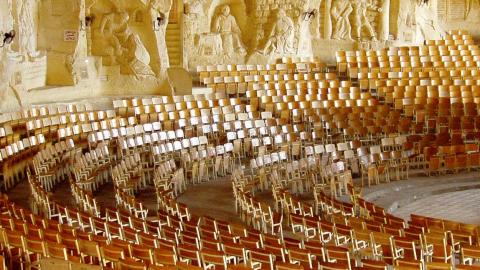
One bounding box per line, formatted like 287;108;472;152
415;0;444;42
197;33;222;55
17;0;39;59
7;0;480;110
261;9;295;55
99;9;154;78
396;0;416;41
212;5;246;56
352;0;382;41
436;0;480;26
331;0;354;40
186;0;204;16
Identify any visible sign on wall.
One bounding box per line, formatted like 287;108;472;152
63;30;78;42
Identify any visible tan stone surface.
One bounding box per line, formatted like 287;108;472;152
0;0;174;113
0;0;478;112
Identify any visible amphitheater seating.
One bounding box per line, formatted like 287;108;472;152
1;31;480;270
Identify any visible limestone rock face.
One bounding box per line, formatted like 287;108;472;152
0;0;478;112
0;0;173;112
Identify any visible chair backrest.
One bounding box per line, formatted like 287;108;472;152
117;257;147;270
76;239;101;260
201;248;227;269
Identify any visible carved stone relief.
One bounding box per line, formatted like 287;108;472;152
212;5;246;56
0;0;26;112
183;0;393;68
0;0;173;112
17;0;40;59
403;0;480;43
97;7;154;78
431;0;480;38
396;0;416;42
260;9;295;55
415;0;444;43
331;0;354;40
351;0;382;41
3;0;480;111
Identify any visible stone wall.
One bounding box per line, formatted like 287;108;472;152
183;0;392;67
183;0;477;67
0;0;173;113
0;0;479;112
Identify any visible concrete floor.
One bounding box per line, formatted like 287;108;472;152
8;169;480;225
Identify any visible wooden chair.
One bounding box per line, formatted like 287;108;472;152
3;228;26;269
176;261;204;270
424;262;452;270
76;239;102;265
444;155;456;173
428;157;441;176
223;240;246;264
288;247;317;269
461;245;480;265
392;236;418;261
367;166;379;187
321;261;351;270
422;232;453;263
200;248;228;270
177;243;202;267
457;265;480;270
350;229;373;257
325;246;352;270
276;262;304;270
249;248;275;270
395;259;422;270
23;236;47;265
118;257;148;270
361;259;388;270
46;241;69;260
0;255;5;270
100;244;125;268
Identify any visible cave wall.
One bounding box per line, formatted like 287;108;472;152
184;0;392;67
182;0;477;67
0;0;173;113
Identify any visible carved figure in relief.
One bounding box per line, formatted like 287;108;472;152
187;0;204;16
18;0;39;59
352;0;382;41
405;2;415;28
415;0;443;42
100;10;154;78
396;0;416;41
331;0;353;40
212;5;246;55
197;34;222;55
262;9;295;54
184;0;204;45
